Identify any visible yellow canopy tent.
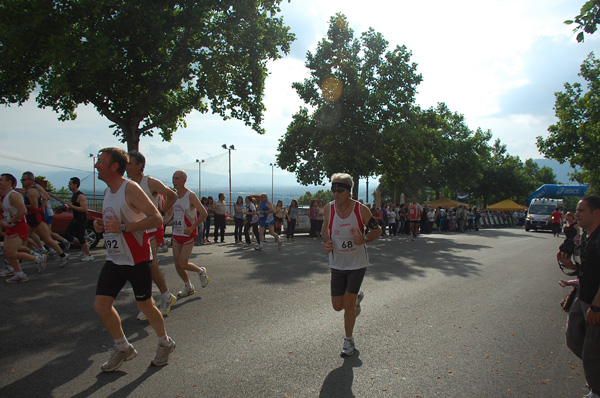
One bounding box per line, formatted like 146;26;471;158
486;199;527;211
426;198;467;208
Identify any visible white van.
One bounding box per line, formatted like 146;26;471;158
525;198;563;232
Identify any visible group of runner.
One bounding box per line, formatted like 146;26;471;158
0;171;99;283
3;150;383;369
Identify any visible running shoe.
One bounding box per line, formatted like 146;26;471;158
199;267;209;288
33;246;48;255
157;245;168;253
6;273;29;283
63;240;71;252
101;344;138;372
254;245;264;251
151;338;176;367
158;293;177;316
278;239;283;250
355;291;364;317
137;310;148;321
58;253;70;268
177;284;196;297
48;248;58;256
35;254;47;274
341;337;355;356
0;269;15;277
81;255;95;262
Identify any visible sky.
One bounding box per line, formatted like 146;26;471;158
0;0;597;193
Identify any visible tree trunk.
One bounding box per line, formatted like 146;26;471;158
352;175;360;200
124;127;141;152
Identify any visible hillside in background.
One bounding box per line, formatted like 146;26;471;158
0;158;579;202
534;158;577;184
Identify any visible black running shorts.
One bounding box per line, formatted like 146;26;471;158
96;260;153;301
330;267;367;296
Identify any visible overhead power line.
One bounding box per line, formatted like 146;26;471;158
0;154;90;173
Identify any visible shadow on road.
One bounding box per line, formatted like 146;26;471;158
319;349;363;398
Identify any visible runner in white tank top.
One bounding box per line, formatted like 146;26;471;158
93;148;175;372
322;173;381;357
169;170;209;298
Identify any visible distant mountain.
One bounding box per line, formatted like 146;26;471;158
533;158;578;184
1;158;580;202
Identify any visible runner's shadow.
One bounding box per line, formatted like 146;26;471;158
319;350;363;398
71;365;165;398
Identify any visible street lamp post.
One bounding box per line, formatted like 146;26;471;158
195;159;205;198
221;144;235;215
269;163;275;200
89;153;96;208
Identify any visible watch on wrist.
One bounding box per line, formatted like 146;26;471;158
591;305;600;313
119;224;127;233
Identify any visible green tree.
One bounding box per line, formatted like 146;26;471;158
297;189;333;206
537;53;600;192
378;104;492;202
565;0;600;42
0;0;294;151
277;13;422;198
472;140;532;208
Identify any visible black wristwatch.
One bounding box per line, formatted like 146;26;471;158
120;224;127;233
591;305;600;313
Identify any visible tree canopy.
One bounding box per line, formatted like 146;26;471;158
565;0;600;42
537;52;600;192
0;0;295;151
277;13;422;198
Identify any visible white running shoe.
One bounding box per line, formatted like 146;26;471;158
63;240;71;252
81;255;95;262
137;311;148;321
6;273;28;283
158;293;177;316
59;253;70;268
177;284;196;297
355;291;364;317
278;239;283;250
341;338;355;356
198;267;209;288
35;254;47;274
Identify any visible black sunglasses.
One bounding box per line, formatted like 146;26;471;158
331;187;347;193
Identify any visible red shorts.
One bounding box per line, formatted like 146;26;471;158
173;234;195;245
148;225;165;246
6;222;28;241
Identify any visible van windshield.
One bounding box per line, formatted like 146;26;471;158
529;204;555;215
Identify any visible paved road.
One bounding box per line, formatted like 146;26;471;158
0;228;587;397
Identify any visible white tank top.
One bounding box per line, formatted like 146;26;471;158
172;190;196;237
102;180;151;265
2;190;25;227
140;175;159;233
327;201;369;271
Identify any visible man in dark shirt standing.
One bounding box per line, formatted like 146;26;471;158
559;195;600;398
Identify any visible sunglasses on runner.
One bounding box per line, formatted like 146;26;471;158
331;187;347;193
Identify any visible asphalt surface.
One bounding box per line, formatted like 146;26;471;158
0;228;588;397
